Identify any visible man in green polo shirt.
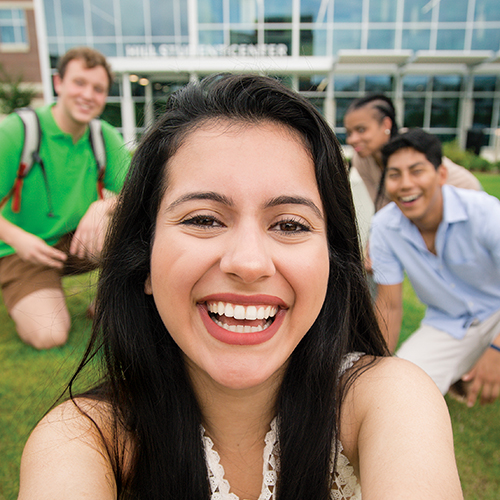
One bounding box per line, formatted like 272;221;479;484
0;47;130;349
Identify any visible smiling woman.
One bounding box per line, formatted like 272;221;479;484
18;74;463;500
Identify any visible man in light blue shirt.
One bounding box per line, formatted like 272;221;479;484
370;128;500;406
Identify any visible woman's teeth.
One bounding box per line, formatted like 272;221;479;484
207;302;278;320
207;301;278;332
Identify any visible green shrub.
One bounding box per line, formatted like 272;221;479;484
442;139;497;172
0;64;36;115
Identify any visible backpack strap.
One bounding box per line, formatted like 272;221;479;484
0;108;42;213
0;110;107;214
88;118;107;200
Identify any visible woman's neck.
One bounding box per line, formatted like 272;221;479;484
189;365;283;450
373;149;384;170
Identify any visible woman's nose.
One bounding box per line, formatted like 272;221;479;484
219;224;276;283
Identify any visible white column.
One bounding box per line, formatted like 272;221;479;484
394;72;404;129
188;0;198;55
121;73;137;149
458;73;474;150
144;80;154;129
324;71;335;130
33;0;54;103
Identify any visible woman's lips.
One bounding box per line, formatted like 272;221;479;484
197;298;286;345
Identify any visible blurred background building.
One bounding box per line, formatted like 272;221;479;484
0;0;499;152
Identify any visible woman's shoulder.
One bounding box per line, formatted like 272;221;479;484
340;356;460;498
344;355;444;411
339;355;445;453
18;398;118;499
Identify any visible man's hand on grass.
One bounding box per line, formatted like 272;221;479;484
462;346;500;407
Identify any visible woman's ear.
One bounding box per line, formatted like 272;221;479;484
145;275;152;295
381;115;393;133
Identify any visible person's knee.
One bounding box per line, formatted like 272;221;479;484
17;317;71;349
10;294;71;349
26;325;70;349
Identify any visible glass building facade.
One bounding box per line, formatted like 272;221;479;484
38;0;500;148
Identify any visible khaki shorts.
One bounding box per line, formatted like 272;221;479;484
0;233;99;312
396;308;500;395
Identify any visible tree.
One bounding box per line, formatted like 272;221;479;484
0;64;36;114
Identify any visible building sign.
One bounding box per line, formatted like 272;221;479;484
125;43;288;58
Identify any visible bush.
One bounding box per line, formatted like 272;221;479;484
442;139;497;172
0;64;36;115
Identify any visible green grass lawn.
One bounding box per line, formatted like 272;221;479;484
1;173;500;499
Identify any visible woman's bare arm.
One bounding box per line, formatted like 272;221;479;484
18;399;117;500
348;357;463;499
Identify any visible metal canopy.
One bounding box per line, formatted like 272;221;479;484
411;50;494;66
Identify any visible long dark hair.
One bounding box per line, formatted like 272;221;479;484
69;74;388;499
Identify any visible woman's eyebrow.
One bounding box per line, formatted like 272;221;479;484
164;191;234;212
264;196;324;219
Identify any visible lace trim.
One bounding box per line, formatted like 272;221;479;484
202;352;364;500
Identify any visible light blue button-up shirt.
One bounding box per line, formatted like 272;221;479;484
370;185;500;339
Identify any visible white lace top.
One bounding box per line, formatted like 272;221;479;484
202;353;363;500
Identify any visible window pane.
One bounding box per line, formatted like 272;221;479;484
300;29;327;55
430;98;459;127
230;30;258;44
435;133;457;143
150;0;175;36
199;0;222;22
230;0;257;23
334;75;360;91
336;98;352;127
44;0;58;39
121;0;145;36
367;29;395;49
403;75;428;92
473;98;494;128
62;0;86;37
369;0;397;22
0;9;27;44
474;76;497;92
300;0;325;22
472;29;500;51
436;29;465;50
404;97;425;127
432;75;462;91
332;29;361;52
403;0;432;22
91;0;116;37
265;0;292;22
94;43;117;57
475;0;500;21
402;28;430;50
199;30;224;44
101;102;122;128
264;29;292;54
299;75;327;91
0;26;16;43
365;75;393;92
334;0;362;22
438;0;468;21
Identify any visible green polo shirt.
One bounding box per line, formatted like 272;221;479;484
0;104;130;258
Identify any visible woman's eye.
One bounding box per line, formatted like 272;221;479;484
181;215;222;227
272;219;310;233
